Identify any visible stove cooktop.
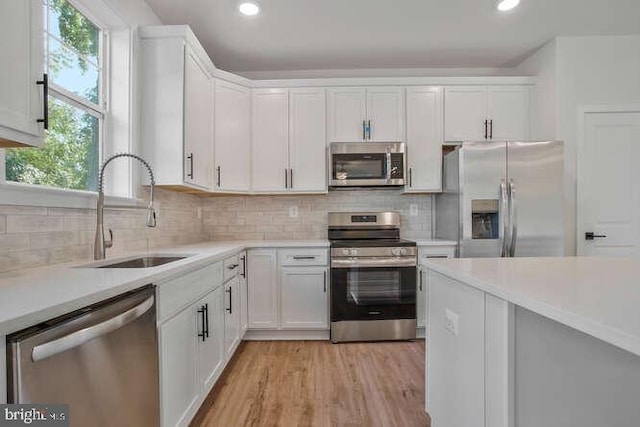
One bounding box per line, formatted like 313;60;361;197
330;239;417;248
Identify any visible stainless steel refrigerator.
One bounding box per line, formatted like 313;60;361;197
435;141;564;258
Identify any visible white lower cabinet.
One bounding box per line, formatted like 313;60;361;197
418;245;456;331
280;267;329;329
247;248;329;333
224;276;241;357
198;286;225;394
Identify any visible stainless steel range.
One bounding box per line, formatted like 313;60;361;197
329;212;417;343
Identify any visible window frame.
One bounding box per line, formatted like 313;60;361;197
0;0;142;209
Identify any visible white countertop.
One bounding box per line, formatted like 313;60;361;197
424;257;640;357
0;240;328;336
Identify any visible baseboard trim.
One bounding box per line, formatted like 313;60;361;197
243;329;330;340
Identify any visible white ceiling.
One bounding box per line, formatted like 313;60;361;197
144;0;640;73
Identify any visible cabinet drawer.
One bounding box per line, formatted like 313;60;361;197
419;246;456;266
278;248;328;266
223;254;240;282
157;262;223;322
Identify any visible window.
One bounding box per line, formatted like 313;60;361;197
5;0;105;192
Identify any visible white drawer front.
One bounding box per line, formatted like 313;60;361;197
278;248;328;266
223;254;240;282
419;246;456;266
157;262;223;322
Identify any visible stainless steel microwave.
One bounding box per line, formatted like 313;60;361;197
329;142;406;187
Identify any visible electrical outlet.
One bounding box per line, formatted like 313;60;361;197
289;206;298;218
410;204;419;216
444;308;459;336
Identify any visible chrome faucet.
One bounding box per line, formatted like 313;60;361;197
94;153;157;260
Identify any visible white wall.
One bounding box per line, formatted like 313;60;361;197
102;0;162;26
518;35;640;255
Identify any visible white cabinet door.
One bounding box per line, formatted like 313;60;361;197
328;88;367;142
224;276;241;357
0;0;44;147
239;251;248;334
418;247;456;330
487;86;530;141
280;267;328;329
247;250;278;329
366;87;405;142
251;89;289;192
444;86;488;142
289;88;327;192
159;306;199;427
197;286;224;395
406;86;443;192
214;80;251;192
183;48;212;190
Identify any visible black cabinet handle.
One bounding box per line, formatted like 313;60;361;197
293;256;316;260
204;303;209;338
409;167;413;187
484;119;488;139
290;169;293;189
216;166;221;187
240;256;246;278
489;120;493;139
36;74;49;130
585;232;607;241
285;168;288;189
186;153;194;179
323;270;327;293
197;305;206;341
226;287;232;314
362;120;366;140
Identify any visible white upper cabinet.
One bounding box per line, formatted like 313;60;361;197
328;88;367;142
140;27;214;191
328;87;405;142
183;49;213;189
251;88;327;193
251;89;290;192
405;86;444;192
0;0;44;147
444;85;530;142
366;87;405;142
487;86;530;140
214;79;251;192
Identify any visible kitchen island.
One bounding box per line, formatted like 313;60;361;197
424;257;640;427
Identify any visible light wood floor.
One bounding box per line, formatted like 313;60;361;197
191;340;430;427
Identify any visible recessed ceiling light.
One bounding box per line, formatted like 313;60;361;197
496;0;520;11
238;1;260;16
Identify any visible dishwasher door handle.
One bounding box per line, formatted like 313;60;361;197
31;295;155;362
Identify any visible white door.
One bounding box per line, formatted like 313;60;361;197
578;111;640;256
444;86;488;142
0;0;44;147
183;49;212;189
280;267;328;329
247;250;279;328
224;277;241;357
251;89;289;192
327;88;367;142
197;286;224;395
289;88;327;192
366;87;405;142
405;86;443;192
159;306;199;427
487;86;530;141
214;80;251;192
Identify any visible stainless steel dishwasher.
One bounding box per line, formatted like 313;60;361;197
7;285;159;426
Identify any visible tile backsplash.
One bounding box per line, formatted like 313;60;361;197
201;190;433;241
0;188;203;274
0;188;433;273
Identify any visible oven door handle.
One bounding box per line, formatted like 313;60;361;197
331;257;416;268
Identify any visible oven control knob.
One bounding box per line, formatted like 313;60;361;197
349;249;358;256
400;248;408;255
342;249;350;256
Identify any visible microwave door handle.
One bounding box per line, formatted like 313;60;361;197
386;152;392;182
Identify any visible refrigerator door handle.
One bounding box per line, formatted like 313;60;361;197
508;179;517;257
500;180;510;257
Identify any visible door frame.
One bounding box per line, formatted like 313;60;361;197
576;104;640;255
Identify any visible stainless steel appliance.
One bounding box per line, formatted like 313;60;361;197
435;141;564;257
329;212;417;343
329;142;406;187
7;285;159;427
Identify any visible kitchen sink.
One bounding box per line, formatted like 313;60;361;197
78;254;192;269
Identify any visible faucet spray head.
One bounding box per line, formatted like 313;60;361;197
146;205;157;228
